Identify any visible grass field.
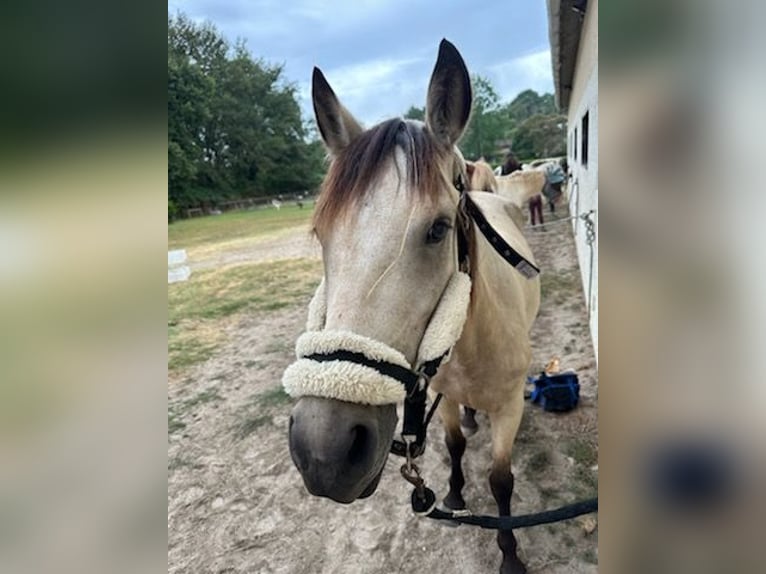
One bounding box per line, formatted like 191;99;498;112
168;205;321;374
168;204;314;252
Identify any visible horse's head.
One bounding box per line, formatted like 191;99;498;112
286;40;472;503
466;159;498;193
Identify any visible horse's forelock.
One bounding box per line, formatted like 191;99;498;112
313;119;451;236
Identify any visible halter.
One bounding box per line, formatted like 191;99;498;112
282;170;539;458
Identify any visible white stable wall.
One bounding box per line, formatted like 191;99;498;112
566;0;598;360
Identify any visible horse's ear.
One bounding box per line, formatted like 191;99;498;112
425;39;472;148
312;67;364;156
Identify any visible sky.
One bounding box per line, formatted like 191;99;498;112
168;0;555;126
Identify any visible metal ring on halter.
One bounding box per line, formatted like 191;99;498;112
411;369;430;396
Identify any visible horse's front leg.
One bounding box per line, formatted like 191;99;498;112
438;397;467;510
488;399;527;574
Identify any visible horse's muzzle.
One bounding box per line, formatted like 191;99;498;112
288;396;397;503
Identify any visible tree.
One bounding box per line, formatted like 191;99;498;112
511;114;567;159
491;90;566;161
459;75;509;160
503;89;556;124
403;106;425;121
168;14;325;217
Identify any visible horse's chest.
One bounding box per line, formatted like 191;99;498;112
431;360;509;411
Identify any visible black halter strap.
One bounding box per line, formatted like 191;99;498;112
462;194;540;279
304;351;420;395
454;170;539;279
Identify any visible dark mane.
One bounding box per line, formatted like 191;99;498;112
313;119;449;235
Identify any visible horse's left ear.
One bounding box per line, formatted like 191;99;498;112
312;67;365;156
425;39;472;148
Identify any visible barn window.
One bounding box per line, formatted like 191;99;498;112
573;127;578;162
581;111;589;167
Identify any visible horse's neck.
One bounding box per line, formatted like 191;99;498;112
462;211;539;342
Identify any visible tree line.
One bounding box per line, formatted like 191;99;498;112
168;14;324;220
405;78;566;164
168;15;565;219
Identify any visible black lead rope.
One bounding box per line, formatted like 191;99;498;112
410;486;598;530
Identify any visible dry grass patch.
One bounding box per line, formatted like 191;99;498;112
168;258;322;374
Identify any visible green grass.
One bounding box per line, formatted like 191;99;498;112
566;437;599;494
583;548;598;564
526;448;552;473
168;204;314;251
235;386;295;439
235;415;272;438
255;387;292;408
168;457;204;471
168;323;222;372
566;437;598;467
167;200;323;374
182;388;222;409
169;258;321;323
168;389;224;436
540;271;580;304
168;258;322;373
168;411;186;434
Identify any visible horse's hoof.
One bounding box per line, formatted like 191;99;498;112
442;493;466;511
461;423;478;437
499;558;527;574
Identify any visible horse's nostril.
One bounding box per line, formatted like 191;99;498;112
347;425;369;466
289;415;295;433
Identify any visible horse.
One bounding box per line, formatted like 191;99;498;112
534;160;567;213
466;159;497;192
284;40;540;574
496;169;547;227
463;158;500;434
466;159;526;253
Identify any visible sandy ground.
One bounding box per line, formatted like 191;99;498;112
168;205;598;573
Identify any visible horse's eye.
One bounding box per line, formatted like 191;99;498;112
426;219;452;244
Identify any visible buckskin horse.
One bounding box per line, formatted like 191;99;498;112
284;40;540;574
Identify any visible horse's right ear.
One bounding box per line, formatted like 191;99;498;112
312;67;364;156
425;39;472;148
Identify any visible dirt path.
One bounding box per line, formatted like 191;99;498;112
168;206;598;573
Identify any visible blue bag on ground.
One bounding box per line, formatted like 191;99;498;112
529;371;580;412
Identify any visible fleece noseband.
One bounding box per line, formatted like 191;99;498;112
282;271;472;406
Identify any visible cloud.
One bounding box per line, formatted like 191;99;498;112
489;48;555;102
169;0;556;125
298;56;429;126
